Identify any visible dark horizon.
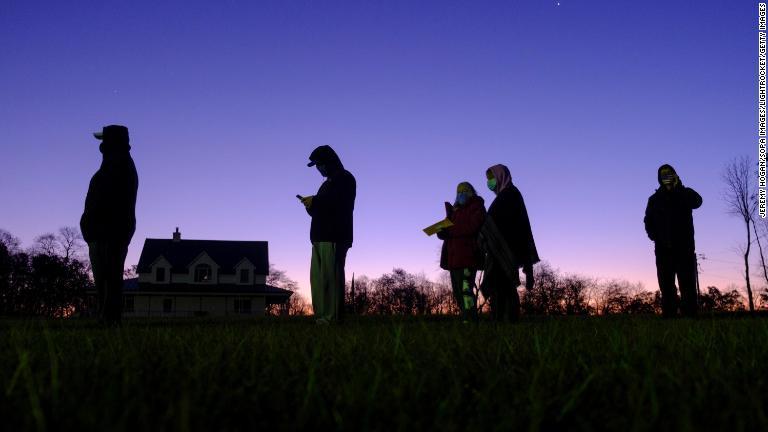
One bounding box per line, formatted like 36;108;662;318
0;0;756;299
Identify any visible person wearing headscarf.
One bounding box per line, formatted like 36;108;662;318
480;164;539;322
301;145;356;324
437;182;486;322
80;125;138;325
644;164;702;317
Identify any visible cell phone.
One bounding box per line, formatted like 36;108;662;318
296;194;304;200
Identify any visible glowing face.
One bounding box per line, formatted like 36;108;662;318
660;168;677;188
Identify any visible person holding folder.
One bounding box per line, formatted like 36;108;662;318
436;182;486;323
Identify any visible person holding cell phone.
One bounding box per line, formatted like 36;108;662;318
644;164;702;318
299;145;356;324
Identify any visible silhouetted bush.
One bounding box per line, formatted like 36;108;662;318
0;229;92;317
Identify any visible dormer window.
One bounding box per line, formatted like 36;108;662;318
194;264;212;283
156;267;166;282
240;269;249;283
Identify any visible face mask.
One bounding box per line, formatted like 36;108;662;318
661;174;676;186
455;192;469;206
487;178;497;191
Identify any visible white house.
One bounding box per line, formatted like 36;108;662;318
118;228;292;317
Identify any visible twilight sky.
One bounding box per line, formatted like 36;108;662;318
0;0;758;299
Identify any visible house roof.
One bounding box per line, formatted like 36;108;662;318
136;238;269;275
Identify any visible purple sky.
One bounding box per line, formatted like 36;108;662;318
0;0;758;300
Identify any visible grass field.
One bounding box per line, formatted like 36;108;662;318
1;315;767;431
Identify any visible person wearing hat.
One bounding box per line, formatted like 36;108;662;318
80;125;138;325
300;145;356;323
644;164;702;318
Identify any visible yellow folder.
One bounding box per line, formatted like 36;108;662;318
423;218;454;236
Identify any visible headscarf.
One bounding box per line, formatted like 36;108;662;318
486;164;512;193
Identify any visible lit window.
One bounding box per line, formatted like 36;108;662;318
194;264;212;283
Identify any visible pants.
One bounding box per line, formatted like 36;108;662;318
449;268;478;322
89;240;130;323
482;259;520;322
655;246;698;317
310;242;348;322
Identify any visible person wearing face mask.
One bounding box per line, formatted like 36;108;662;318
480;164;539;322
436;182;486;322
644;164;702;318
301;145;356;324
80;125;138;325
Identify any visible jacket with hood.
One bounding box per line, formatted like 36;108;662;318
486;165;540;268
306;145;356;248
439;195;486;270
80;136;138;244
644;164;702;250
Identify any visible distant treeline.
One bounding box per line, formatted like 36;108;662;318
0;227;764;318
0;228;91;317
340;264;759;317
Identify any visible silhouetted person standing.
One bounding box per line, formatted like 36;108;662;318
437;182;486;323
80;125;138;325
644;164;702;318
481;164;539;322
300;145;356;324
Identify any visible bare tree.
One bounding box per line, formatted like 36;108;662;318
58;226;85;260
758;288;768;310
266;290;310;316
29;227;86;261
0;229;21;254
265;264;302;315
32;233;59;256
599;280;630;315
723;156;757;312
285;292;310;316
346;275;373;314
267;264;299;291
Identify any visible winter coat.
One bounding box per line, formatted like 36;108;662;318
79;140;138;244
439;195;486;270
644;166;702;250
306;146;356;248
487;184;539;268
